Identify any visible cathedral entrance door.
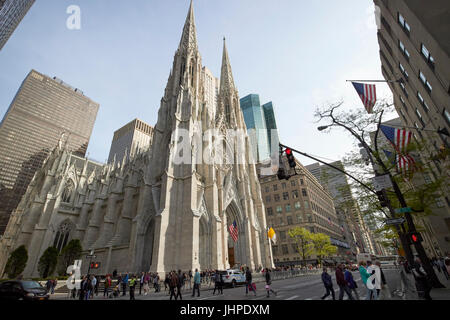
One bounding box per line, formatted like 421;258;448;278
228;247;235;268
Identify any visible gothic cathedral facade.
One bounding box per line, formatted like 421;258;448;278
0;1;273;277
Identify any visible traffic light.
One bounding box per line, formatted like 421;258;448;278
285;148;296;168
90;262;100;269
409;232;423;244
376;190;389;207
277;167;289;180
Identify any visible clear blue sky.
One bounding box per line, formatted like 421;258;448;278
0;0;395;165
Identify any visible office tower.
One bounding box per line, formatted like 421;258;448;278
374;0;450;256
262;102;280;156
0;0;35;51
108;119;154;163
0;69;99;234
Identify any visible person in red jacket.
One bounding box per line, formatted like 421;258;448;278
335;264;354;300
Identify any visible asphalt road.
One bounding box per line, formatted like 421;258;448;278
53;269;406;301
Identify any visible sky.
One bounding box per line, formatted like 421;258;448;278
0;0;397;165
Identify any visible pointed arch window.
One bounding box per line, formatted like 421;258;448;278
61;180;74;203
53;221;73;252
225;101;231;123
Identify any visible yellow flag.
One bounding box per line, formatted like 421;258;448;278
267;227;276;244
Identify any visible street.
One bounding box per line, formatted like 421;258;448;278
51;268;450;301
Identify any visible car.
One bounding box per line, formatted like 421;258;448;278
220;269;246;288
0;280;50;300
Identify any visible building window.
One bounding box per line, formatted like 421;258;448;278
294;201;301;210
400;81;408;96
436;198;445;208
273;184;278;191
283;192;289;201
292;190;299;199
53;221;73;252
300;179;304;185
443;109;450;126
282;183;286;189
399;62;408;80
302;189;307;197
265;195;271;203
287;216;293;225
399;40;410;60
279;218;284;226
276;205;283;214
286;204;291;212
398;13;410;34
267;207;273;216
291;180;296;187
421;44;435;69
274;194;280;202
282;244;289;255
416;108;424;126
280;231;286;241
306;214;313;223
417;92;430;112
61;180;74;203
304;201;309;209
265;186;270;193
419;71;432;93
297;214;303;223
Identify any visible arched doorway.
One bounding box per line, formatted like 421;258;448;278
198;216;211;270
225;201;244;269
141;219;155;272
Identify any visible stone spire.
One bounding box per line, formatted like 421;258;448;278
178;0;198;53
219;37;236;96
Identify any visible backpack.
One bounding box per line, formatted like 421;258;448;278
170;275;178;287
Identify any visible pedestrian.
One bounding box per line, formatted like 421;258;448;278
320;267;335;300
79;276;86;300
336;264;354;300
164;273;170;293
412;258;432;300
176;270;184;300
188;270;193;290
122;273;129;296
439;257;449;280
245;267;256;296
117;274;122;294
52;278;57;294
192;268;201;297
46;279;52;293
84;275;93;300
154;272;160;292
213;270;221;295
169;271;178;300
139;272;145;295
90;275;97;299
104;275;111;298
344;265;359;300
265;269;277;297
359;261;377;300
375;261;390;299
129;275;136;300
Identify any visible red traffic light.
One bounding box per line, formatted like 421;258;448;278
412;234;418;242
285;148;292;155
409;232;422;243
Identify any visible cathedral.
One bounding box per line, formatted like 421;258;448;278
0;1;274;277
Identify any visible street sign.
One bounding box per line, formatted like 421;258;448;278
385;217;406;226
372;174;393;191
86;255;96;259
395;207;412;214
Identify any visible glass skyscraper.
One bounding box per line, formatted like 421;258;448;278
0;70;99;234
0;0;35;51
240;94;280;163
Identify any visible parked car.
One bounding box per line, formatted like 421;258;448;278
0;280;49;300
220;269;246;288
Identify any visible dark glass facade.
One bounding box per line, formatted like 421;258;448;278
0;0;35;51
0;70;99;234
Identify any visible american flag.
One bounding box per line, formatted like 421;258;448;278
228;220;238;242
384;149;416;174
380;125;412;154
351;82;377;113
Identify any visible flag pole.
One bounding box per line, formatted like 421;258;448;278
346;79;402;83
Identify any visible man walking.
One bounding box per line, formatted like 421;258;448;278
336;264;354;300
129;275;136;300
245;267;256;296
139;272;145;295
320;267;335;300
344;265;359;300
264;269;277;297
176;270;184;300
412;258;432;300
104;275;111;298
122;273;129;296
213;270;221;295
192;268;201;297
169;271;178;300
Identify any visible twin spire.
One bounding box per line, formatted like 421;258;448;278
178;0;236;93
